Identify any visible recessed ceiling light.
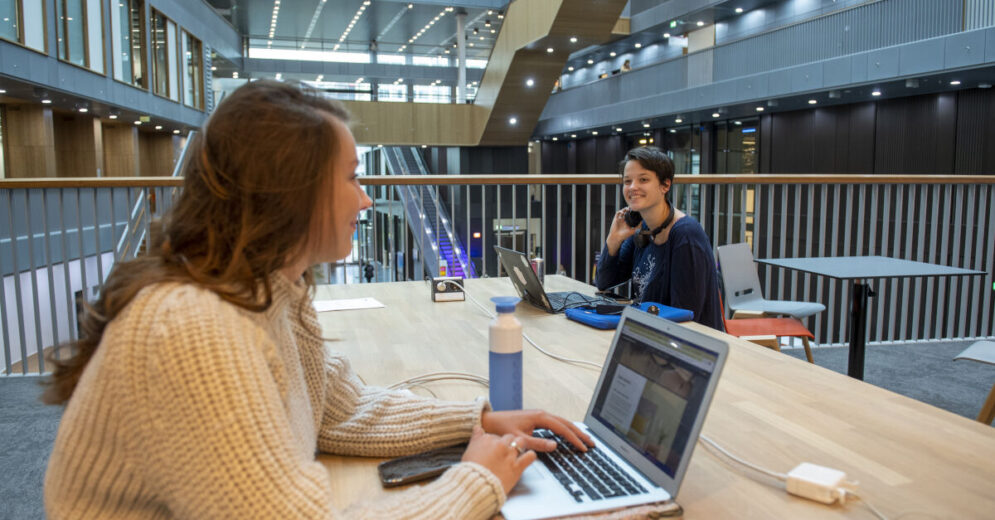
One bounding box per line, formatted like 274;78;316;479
0;88;6;94
570;36;577;43
552;137;558;141
547;47;554;53
734;121;742;125
675;117;683;123
570;134;577;138
592;131;598;135
663;33;671;38
41;99;52;104
134;120;141;125
756;106;764;112
808;99;817;104
155;125;163;130
568;66;574;71
735;7;744;14
610;51;616;57
78;107;88;113
712;112;720;117
697;21;704;26
616;127;622;132
408;3;413;8
509;116;517;125
642;123;650;128
634;43;642;49
950;80;961;85
669;129;676;133
525;78;534;87
421;144;427;148
108;114;118;119
871;89;881;96
587;59;594;64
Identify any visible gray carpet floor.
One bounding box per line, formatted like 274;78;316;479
781;339;995;420
2;339;993;519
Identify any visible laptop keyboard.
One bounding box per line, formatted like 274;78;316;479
532;430;648;502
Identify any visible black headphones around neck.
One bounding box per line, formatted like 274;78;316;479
634;199;675;248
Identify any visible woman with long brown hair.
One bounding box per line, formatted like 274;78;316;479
43;80;591;519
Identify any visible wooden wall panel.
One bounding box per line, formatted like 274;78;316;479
102;123;139;177
54;113;103;177
138;133;179;177
3;104;56;178
341;101;486;146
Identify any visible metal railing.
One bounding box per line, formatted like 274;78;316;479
2;174;993;375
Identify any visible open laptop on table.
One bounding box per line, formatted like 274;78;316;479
502;307;729;520
494;246;613;313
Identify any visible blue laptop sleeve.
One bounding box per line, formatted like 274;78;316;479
565;302;693;329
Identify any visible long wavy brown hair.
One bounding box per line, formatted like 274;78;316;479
42;80;351;405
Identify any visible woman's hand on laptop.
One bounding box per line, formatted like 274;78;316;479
462;426;536;495
482;409;595;452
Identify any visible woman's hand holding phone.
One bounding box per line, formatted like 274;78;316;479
606;208;641;256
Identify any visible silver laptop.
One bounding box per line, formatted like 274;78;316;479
493;246;612;313
502;307;728;520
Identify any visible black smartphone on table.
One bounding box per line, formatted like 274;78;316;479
377;443;467;487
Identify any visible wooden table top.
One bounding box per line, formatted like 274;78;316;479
313;275;995;519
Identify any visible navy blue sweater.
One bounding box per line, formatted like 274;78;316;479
595;216;724;331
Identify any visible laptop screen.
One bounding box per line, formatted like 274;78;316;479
589;319;720;478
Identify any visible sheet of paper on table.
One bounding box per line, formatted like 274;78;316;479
313;297;385;312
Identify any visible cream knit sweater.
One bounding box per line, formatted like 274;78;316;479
44;275;505;519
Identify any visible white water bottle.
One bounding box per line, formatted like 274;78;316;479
489;296;523;411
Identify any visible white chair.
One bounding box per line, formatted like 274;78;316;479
716;243;826;320
954;341;995;424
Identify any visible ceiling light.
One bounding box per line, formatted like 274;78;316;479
950;80;961;85
980;83;993;89
275;73;282;80
232;72;239;78
634;43;642;49
734;121;742;125
547;47;554;53
509;116;517;125
488;10;494;15
712;112;720;117
473;27;479;35
568;66;574;71
570;36;577;43
642;122;650;128
108;114;118;119
173;129;181;134
616;127;622;132
871;89;881;96
78;107;88;113
592;131;598;135
697;21;704;26
490;29;495;33
756;106;764;112
316;74;324;81
421;144;427;148
663;32;671;38
41;99;52;104
134;120;141;125
469;42;474;47
570;134;577;138
735;7;744;13
675;117;683;123
669;129;676;133
479;36;484;40
408;3;413;8
485;19;491;27
808;99;817;104
610;51;616;57
155;125;163;130
552;137;558;141
587;59;594;64
525;78;534;87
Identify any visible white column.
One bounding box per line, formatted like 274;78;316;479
456;10;467;104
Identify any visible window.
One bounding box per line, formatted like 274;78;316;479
181;31;203;109
56;0;86;67
413;85;450;104
315;81;372;102
0;0;18;42
53;0;102;71
150;10;169;97
112;0;146;87
377;84;407;102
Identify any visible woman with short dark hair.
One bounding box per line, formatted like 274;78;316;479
42;80;591;519
595;146;724;330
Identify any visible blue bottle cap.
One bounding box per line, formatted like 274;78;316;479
491;296;521;313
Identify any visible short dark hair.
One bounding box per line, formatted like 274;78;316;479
619;146;675;188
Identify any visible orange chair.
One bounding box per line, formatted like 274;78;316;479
719;294;815;363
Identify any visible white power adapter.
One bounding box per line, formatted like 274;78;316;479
786;463;858;505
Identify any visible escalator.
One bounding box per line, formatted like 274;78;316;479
382;147;475;279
